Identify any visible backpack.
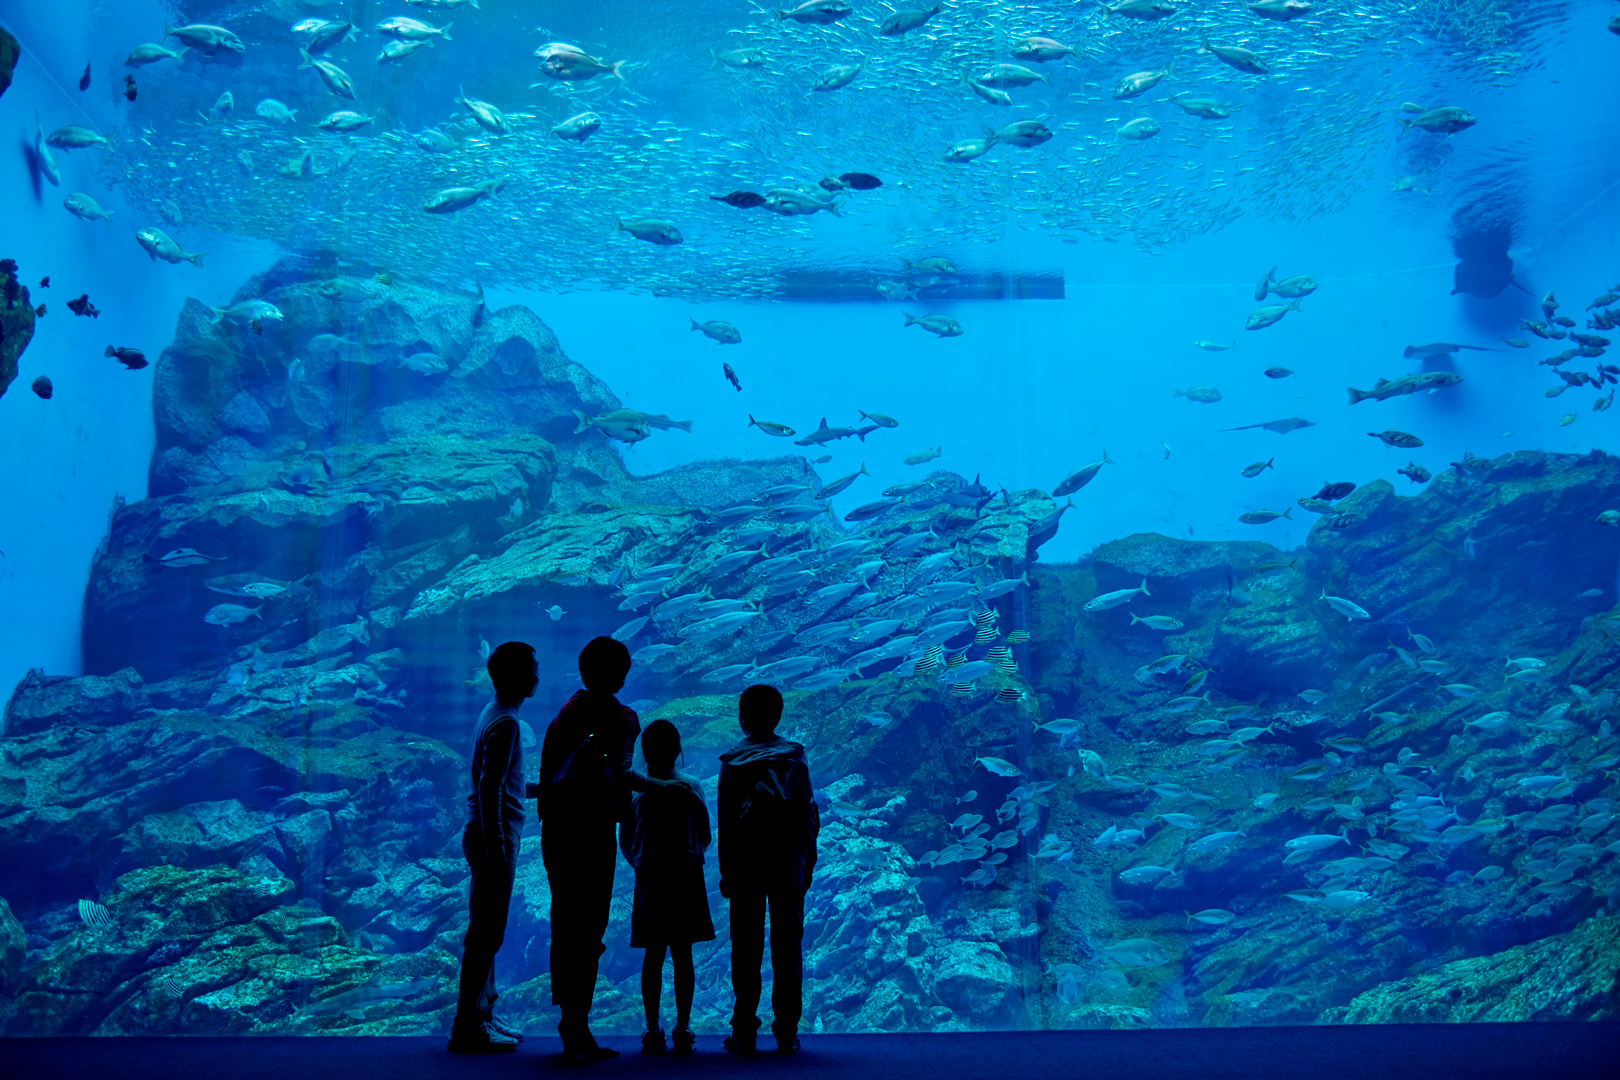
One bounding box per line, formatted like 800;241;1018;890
542;719;631;823
735;752;819;852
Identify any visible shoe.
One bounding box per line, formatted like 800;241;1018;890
448;1020;520;1054
560;1026;621;1062
774;1033;800;1055
671;1027;696;1055
488;1014;523;1041
725;1015;760;1055
641;1026;668;1054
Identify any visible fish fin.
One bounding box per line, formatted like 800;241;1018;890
903;312;917;325
1397;118;1413;134
1347;387;1365;404
1283;506;1293;520
573;408;591;434
690;317;700;330
609;60;626;80
1140;579;1150;596
189;250;207;268
439;22;452;42
298;47;313;68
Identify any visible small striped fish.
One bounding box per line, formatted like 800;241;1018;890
945;650;967;669
1006;630;1031;644
78;898;114;928
915;644;945;674
995;687;1027;703
950;683;974;696
972;609;999;644
985;645;1016;674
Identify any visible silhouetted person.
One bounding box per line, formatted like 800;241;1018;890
621;719;714;1055
448;641;537;1053
538;636;688;1060
719;685;820;1055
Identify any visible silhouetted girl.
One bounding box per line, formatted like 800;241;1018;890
620;718;714;1054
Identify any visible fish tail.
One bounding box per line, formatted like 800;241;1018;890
690;317;701;330
572;408;592;434
981;124;998;145
1201;35;1212;51
609;60;626;80
903;312;917;326
674;419;693;433
710;49;719;68
827;200;843;217
614;215;626;232
1283;506;1293;521
1347;386;1366;404
1103;450;1115;465
189;250;207;268
440;23;452;42
747;413;758;429
1397;118;1413;134
860;462;869;477
298;47;313;68
1140;578;1150;597
104;346;115;356
1130;612;1141;624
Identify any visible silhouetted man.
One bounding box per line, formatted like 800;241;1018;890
448;641;538;1053
538;636;687;1060
719;684;820;1055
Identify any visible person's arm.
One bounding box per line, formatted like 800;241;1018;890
605;714;695;794
477;718;520;865
717;762;736;897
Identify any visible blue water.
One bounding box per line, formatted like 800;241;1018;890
1;0;1617;1037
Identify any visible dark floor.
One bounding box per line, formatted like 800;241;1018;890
5;1025;1618;1080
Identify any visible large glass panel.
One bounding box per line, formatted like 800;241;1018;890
2;0;1617;1041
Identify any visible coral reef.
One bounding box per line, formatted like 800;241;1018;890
0;258;36;400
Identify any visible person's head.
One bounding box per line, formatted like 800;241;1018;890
579;635;632;694
739;684;783;737
488;641;539;704
640;718;682;771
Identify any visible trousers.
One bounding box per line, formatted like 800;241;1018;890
542;816;618;1028
729;854;807;1037
454;822;518;1026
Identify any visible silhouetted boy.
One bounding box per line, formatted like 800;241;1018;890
538;636;689;1060
448;641;538;1053
621;719;713;1054
719;684;820;1055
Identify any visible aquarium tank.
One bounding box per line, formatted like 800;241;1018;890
2;0;1618;1039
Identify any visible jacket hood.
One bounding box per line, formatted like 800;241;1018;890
719;736;806;767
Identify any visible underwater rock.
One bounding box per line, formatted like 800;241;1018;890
0;257;36;399
0;896;23;990
84;433;554;682
1333;915;1620;1022
3;667;149;735
0;708;463;912
147;266;616;495
3;864;453;1035
932;939;1019;1023
1307;452;1620;633
0;29;15;99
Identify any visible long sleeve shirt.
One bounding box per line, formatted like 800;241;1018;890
466;699;525;840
